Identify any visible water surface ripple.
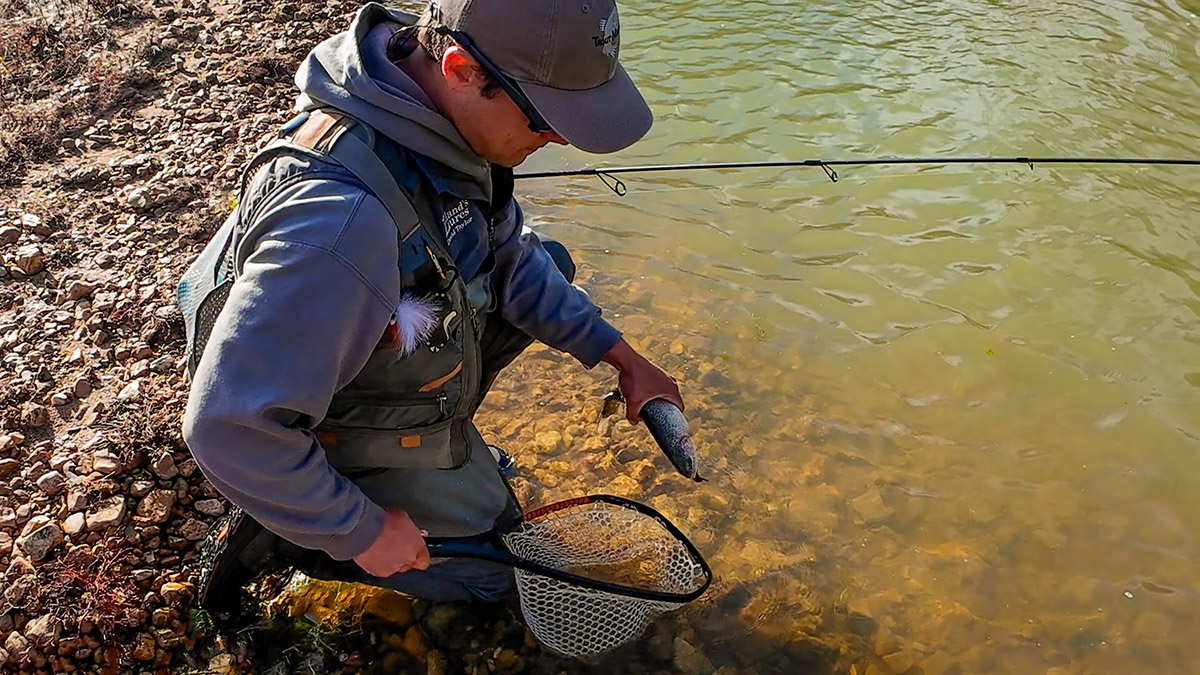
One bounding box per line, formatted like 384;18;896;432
509;1;1200;672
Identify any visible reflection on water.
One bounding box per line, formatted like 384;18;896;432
495;0;1200;672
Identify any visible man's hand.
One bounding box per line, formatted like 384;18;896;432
601;338;684;425
353;509;430;577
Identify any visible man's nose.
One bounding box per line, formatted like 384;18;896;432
541;131;569;146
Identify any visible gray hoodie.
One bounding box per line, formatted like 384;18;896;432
182;4;621;560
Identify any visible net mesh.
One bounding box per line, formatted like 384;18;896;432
500;499;707;657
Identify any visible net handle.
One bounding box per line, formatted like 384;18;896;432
424;494;713;604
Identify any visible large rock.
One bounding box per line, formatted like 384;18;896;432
177;458;199;477
150;355;175;373
92;449;123;475
86;495;126;531
65;489;88;511
178;518;210;541
16;521;64;561
160;582;191;605
117;379;143;401
132;632;156;661
130;480;154;498
534;430;563;453
673;637;715;675
194;499;225;517
851;489;894;523
151;452;178;479
63;512;86;536
64;280;96;301
23;614;60;649
20;404;50;428
35;470;66;496
3;631;30;662
136;489;176;524
127;188;149;210
0;459;19;478
14;245;44;276
0;507;16;530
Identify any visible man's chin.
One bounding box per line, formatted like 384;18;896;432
501;151;537;168
483;147;539;168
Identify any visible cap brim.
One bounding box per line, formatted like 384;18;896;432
519;64;652;154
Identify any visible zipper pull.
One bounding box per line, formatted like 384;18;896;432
437;393;449;417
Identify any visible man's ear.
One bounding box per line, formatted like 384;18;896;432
441;45;485;92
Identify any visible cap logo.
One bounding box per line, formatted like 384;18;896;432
595;7;620;58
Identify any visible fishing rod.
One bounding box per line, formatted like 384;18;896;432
514;156;1200;196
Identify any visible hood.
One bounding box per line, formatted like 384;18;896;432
294;3;491;190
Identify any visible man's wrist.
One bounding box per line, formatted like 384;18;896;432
600;338;640;371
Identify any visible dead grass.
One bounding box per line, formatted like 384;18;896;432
24;540;144;635
0;0;159;184
97;389;187;464
0;379;36;429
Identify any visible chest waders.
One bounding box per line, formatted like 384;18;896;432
177;109;490;472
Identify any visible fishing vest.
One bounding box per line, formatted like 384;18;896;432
178;109;495;472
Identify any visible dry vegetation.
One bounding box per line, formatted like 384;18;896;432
24;542;143;635
0;0;158;184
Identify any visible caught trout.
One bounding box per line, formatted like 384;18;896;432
601;389;705;482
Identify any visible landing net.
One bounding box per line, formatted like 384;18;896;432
500;497;709;657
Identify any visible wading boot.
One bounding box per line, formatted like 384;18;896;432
193;506;292;617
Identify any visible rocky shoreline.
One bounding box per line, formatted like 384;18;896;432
1;0;424;670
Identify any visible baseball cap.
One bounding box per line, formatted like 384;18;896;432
427;0;652;154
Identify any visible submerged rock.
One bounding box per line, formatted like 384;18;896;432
850;489;893;523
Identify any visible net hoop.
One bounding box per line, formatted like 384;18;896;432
502;494;713;604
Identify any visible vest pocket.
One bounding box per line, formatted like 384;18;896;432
318;419;462;471
322;396;450;429
352;341;466;397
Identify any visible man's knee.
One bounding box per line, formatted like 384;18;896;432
541;239;576;284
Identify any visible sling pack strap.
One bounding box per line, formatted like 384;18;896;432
289;110;465;299
182;109;442;377
287;109;422;242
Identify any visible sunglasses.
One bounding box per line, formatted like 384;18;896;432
433;26;554;134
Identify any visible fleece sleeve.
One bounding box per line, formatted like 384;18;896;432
490;196;622;368
183;178;400;560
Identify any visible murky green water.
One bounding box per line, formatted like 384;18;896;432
488;1;1200;673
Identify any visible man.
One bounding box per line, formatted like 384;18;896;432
182;0;684;611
